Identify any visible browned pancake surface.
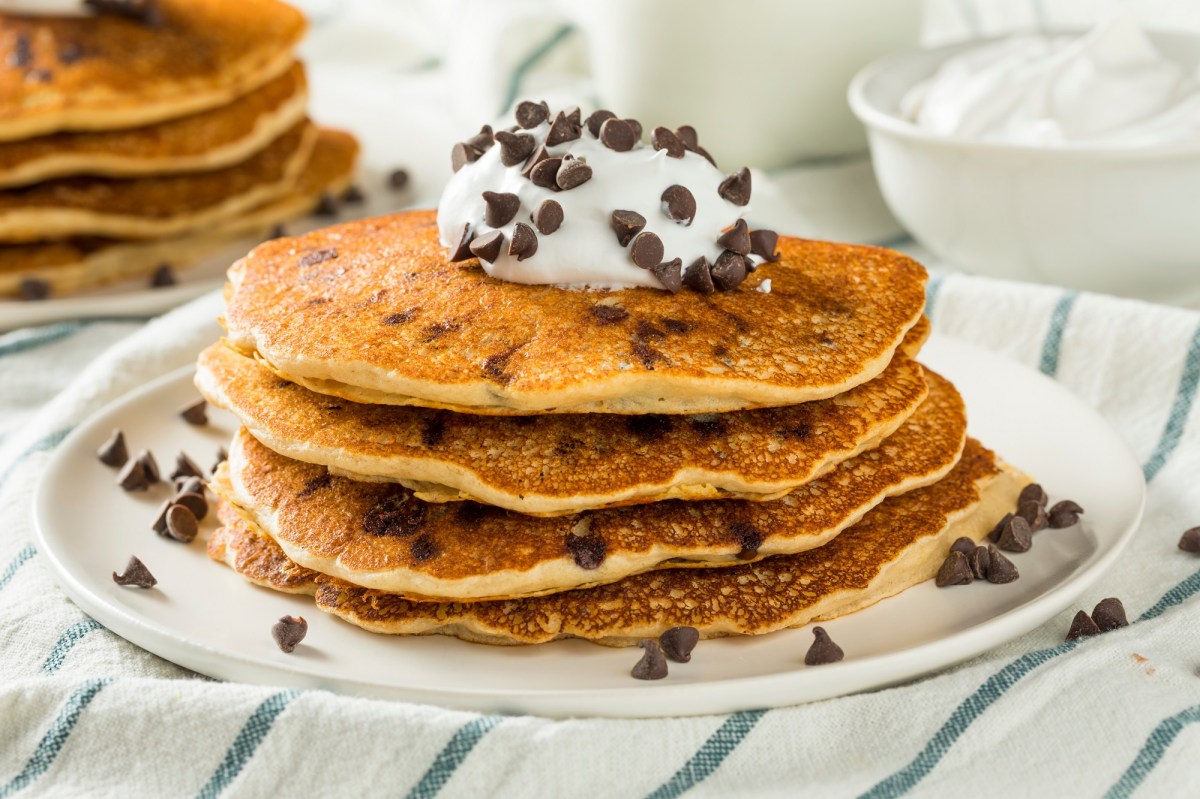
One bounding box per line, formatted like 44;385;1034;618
210;438;1018;645
0;0;305;139
214;370;967;601
224;214;927;413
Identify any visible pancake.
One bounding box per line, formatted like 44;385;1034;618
0;0;305;142
196;329;928;515
0;119;315;243
223;214;927;414
209;438;1025;645
210;369;967;602
0;62;308;188
0;127;357;297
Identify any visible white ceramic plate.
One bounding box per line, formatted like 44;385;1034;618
33;336;1145;718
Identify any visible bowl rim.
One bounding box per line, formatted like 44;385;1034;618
847;28;1200;160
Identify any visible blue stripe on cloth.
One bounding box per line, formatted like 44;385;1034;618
195;691;300;799
1038;292;1078;377
0;321;89;359
1143;322;1200;481
41;619;104;675
404;715;503;799
500;23;575;114
0;545;36;593
0;678;110;798
923;274;945;320
1102;704;1200;799
0;425;75;496
644;709;768;799
1137;568;1200;622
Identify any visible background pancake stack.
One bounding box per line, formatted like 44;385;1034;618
195;207;1029;648
0;0;359;300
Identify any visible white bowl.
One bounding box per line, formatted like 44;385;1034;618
849;32;1200;304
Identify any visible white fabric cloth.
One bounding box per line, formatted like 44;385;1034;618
3;2;1200;797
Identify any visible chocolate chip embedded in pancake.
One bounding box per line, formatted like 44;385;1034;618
224;215;927;414
0;63;309;188
196;331;930;515
208;438;1025;645
209;369;969;602
0;0;305;142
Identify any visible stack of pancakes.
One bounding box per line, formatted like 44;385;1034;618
196;211;1029;647
0;0;358;299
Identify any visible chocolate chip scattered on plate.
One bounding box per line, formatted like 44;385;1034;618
272;615;308;653
179;399;207;426
1180;527;1200;553
97;429;128;468
804;626;844;666
112;556;156;588
631;639;668;680
659;626;699;663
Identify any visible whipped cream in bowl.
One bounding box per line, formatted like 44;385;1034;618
436;103;778;293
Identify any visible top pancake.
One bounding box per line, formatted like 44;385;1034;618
223;211;927;414
0;0;305;142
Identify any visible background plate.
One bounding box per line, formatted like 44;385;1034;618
33;336;1145;718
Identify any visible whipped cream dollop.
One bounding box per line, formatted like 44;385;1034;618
437;103;778;292
902;18;1200;146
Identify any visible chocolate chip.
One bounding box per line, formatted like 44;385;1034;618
170;453;203;481
342;185;365;204
465;124;495;152
165;504;198;543
718;167;752;205
173;492;208;522
589;305;628;325
448;224;474;261
660;185;696;226
731;522;763;560
97;429;128;467
520;144;549;176
659;626;699;663
710;251;748;291
804;626;845;665
599;118;636;152
630;232;664;269
495;130;536;167
451;142;483;173
546;110;582;146
997;515;1032;552
112;556;156;588
297;472;331;498
566;534;606;570
150;500;172;536
1048;500;1084;529
968;544;990;579
717;219;751;255
610;210;646;247
8;33;31;68
651;127;685;158
1017;500;1049;533
174;476;204;496
363;493;426;537
683;257;714;294
410;534;438;563
554;158;592;192
388;169;410;190
565;107;583;127
675;125;699;151
625;119;643;140
529;157;562;189
58;42;84;65
585;109;616;137
1018;483;1048;507
469;230;504;264
652;258;684;294
299;248;338;268
482;191;520;227
749;229;780;262
950;536;975;556
1066;610;1100;641
987;512;1013;542
272;615;307;653
508;222;538;261
632;639;668;680
313;193;339;217
178;399;207;426
1180;527;1200;553
149;263;176;288
936;550;973;587
531;200;563;235
515;100;550;129
1092;597;1128;632
211;447;228;474
18;278;50;301
985;545;1019;583
116;457;148;491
